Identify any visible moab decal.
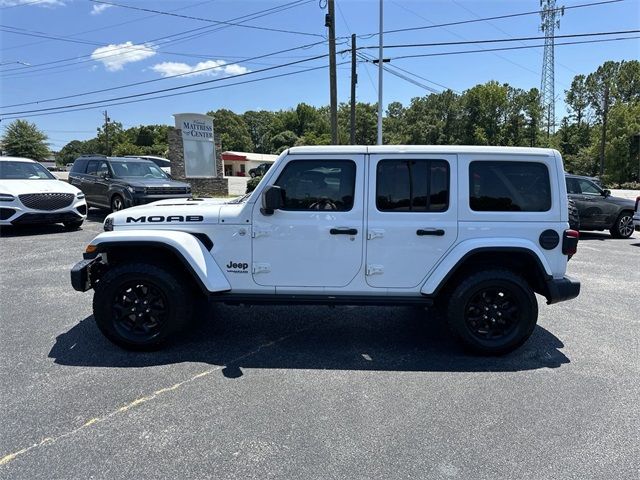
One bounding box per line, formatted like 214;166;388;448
126;215;204;223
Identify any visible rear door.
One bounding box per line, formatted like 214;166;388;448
251;154;364;288
365;154;458;288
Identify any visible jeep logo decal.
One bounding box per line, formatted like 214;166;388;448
226;261;249;273
126;215;204;223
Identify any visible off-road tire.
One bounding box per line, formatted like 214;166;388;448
568;198;580;231
63;220;84;230
609;211;634;239
93;262;193;350
447;269;538;355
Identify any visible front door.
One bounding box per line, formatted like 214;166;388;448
366;154;458;288
251;155;364;287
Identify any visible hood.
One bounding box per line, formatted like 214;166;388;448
109;198;225;227
0;179;81;196
608;194;636;208
117;177;190;188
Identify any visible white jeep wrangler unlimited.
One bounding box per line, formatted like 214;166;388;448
71;146;580;355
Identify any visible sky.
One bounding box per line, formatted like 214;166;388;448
0;0;638;151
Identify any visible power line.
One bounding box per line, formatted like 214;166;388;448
1;40;330;108
0;0;46;9
363;29;640;50
0;62;349;121
0;52;340;116
0;0;315;76
388;35;640;61
88;0;324;38
359;0;623;38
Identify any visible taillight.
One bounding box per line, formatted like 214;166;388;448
562;229;579;258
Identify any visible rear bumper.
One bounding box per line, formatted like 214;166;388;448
545;275;580;304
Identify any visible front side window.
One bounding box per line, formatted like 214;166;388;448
274;160;356;211
470;161;551;212
577;179;601;195
376;159;449;212
85;160;100;176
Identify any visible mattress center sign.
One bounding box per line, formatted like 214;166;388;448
174;113;216;178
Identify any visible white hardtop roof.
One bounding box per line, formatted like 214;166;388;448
288;145;557;157
0;156;36;163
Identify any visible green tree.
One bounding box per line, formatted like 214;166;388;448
1;119;50;159
207;109;253;152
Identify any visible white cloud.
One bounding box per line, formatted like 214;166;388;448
91;41;157;71
150;60;250;78
90;3;112;15
0;0;65;7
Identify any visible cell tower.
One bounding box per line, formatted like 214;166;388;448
540;0;564;136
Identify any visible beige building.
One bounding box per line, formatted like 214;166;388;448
221;151;278;177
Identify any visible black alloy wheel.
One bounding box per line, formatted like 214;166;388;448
112;281;168;343
611;212;634;239
93;262;193;350
447;269;537;355
464;287;519;340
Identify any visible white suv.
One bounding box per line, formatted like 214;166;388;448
71;146;580;355
1;156;87;229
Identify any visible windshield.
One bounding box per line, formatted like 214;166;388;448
110;162;168;179
0;161;56;180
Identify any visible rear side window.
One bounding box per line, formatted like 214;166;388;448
469;161;551;212
71;159;87;173
274;160;356;211
376;159;449;212
86;160;100;176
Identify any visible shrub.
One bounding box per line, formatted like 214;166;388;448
246;175;262;193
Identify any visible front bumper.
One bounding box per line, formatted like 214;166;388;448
545;275;580;304
71;256;100;292
0;198;87;225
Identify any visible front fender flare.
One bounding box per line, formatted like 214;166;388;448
89;230;231;293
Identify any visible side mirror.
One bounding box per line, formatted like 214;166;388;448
261;185;283;215
603;189;611;197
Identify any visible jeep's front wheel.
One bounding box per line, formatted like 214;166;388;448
93;263;192;350
447;270;537;355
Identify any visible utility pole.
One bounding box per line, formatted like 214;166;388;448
326;0;338;145
103;110;110;156
599;83;609;177
350;33;357;145
376;0;384;145
540;0;564;137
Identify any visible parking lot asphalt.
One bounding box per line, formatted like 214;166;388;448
1;213;638;479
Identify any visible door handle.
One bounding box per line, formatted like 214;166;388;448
330;228;358;235
417;228;445;236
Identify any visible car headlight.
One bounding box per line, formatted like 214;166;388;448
76;192;85;199
127;186;146;194
0;194;15;202
103;216;114;232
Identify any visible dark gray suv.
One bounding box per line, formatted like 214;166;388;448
69;156;191;212
566;174;635;238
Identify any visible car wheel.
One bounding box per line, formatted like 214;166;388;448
63;220;84;230
446;269;538;355
111;194;125;212
568;198;580;231
610;212;634;239
93;262;193;350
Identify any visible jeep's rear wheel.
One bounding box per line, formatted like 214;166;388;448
93;262;192;350
447;270;537;355
610;212;634;239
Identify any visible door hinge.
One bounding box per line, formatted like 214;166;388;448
366;264;384;276
252;263;271;274
367;229;385;240
252;228;270;238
